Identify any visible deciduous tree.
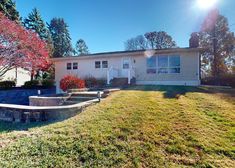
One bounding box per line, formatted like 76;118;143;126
0;12;50;79
144;31;177;49
124;31;177;51
125;35;148;51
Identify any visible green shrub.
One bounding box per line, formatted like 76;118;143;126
42;79;55;88
84;76;97;88
96;78;107;87
23;80;39;88
0;81;16;89
84;76;107;88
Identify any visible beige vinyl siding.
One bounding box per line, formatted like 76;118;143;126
53;49;200;92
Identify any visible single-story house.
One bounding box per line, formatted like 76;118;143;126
52;47;201;93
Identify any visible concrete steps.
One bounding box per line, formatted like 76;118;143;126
62;91;103;105
69;96;96;101
71;91;103;97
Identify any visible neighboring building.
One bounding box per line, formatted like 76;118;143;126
1;68;30;86
52;47;201;93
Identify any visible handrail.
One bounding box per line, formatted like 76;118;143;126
107;66;135;85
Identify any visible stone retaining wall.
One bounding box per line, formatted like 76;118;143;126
29;94;71;106
0;99;98;122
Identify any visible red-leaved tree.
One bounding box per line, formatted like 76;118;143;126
0;11;50;79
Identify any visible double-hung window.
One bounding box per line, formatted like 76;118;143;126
102;61;108;68
67;63;72;70
95;61;101;68
73;62;78;70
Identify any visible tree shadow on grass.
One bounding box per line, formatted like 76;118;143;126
125;85;235;99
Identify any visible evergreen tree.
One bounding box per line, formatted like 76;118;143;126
48;18;73;57
75;39;89;55
0;0;19;21
23;8;48;40
199;9;235;77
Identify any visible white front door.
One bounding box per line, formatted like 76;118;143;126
121;58;130;77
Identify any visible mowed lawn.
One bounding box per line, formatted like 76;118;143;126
0;86;235;167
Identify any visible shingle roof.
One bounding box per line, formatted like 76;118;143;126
51;47;203;61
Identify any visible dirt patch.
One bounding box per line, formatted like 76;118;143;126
0;130;42;148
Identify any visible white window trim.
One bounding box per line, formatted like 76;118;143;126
95;60;109;69
95;61;101;69
102;60;108;69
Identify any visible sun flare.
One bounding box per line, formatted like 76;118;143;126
197;0;218;10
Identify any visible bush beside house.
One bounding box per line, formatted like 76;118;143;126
0;81;16;89
202;74;235;88
84;76;106;88
60;75;85;92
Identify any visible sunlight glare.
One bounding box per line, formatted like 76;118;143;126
197;0;218;10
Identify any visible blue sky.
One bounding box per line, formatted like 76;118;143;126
15;0;235;53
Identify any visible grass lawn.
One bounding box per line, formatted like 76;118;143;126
0;86;234;167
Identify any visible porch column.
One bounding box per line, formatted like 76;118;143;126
107;70;110;85
128;69;131;84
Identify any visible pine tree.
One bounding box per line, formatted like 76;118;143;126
23;8;48;40
48;18;73;57
75;39;89;55
199;9;235;77
0;0;19;21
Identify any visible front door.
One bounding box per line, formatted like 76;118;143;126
121;58;130;77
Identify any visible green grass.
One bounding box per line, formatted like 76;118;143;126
0;85;234;167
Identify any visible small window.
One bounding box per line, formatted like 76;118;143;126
123;59;130;69
73;62;78;69
95;61;101;68
67;63;72;70
102;61;108;68
146;56;156;74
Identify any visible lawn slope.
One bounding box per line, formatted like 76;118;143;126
0;86;234;167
